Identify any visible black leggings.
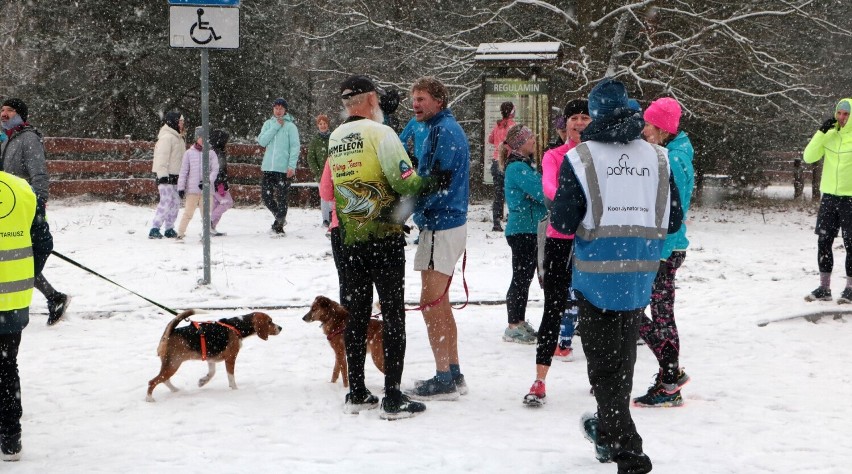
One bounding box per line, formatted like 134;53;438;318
32;199;59;300
815;194;852;275
536;237;573;366
261;171;291;222
818;234;852;275
0;332;22;439
330;227;348;304
506;233;537;325
341;235;407;394
491;161;505;223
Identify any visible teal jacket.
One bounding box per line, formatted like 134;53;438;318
662;131;695;259
503;154;547;236
257;114;300;173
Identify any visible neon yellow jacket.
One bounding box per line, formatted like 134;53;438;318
0;171;36;320
804;98;852;196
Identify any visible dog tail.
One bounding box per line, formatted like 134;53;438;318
156;309;196;358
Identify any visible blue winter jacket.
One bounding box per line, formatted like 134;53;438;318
413;109;470;231
503;154;547;236
257;114;300;173
399;118;429;161
662;131;694;259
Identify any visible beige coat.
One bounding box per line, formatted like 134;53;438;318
152;125;185;179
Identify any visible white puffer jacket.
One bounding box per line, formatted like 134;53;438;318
152;125;185;180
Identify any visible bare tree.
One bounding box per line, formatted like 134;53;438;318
285;1;846;122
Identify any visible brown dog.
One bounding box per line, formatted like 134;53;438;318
146;309;281;402
302;296;384;387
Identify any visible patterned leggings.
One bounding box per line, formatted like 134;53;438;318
639;251;686;377
152;184;180;230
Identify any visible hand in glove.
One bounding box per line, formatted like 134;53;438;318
819;118;837;134
178;190;185;199
422;168;454;194
198;182;203;190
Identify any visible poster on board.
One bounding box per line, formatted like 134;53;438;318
483;77;549;184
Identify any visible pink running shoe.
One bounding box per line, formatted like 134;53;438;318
553;346;574;362
523;380;546;407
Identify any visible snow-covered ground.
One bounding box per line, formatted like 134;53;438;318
6;195;849;473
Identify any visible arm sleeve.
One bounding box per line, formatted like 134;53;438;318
152;138;169;178
514;164;545;204
377;129;425;196
668;149;694;214
667;174;684;234
803;130;827;164
288;125;301;171
306;138;321;177
319;160;334;202
22;134;50;200
256;120;279;147
399;119;414;143
487;123;499;146
177;151;190;191
550;158;587;236
541;150;560;202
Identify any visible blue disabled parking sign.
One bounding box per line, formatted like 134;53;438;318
168;0;240;5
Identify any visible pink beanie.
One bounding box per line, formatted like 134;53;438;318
643;97;682;135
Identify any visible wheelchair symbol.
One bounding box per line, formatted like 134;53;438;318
190;8;222;45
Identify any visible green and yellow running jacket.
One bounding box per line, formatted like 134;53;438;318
329;116;425;244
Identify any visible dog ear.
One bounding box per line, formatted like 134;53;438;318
255;313;270;340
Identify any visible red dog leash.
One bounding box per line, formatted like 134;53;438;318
408;250;469;312
192;321;240;361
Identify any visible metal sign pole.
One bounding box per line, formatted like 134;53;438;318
200;48;211;285
170;0;241;286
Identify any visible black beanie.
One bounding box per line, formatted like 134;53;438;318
163;111;182;132
2;98;28;122
563;99;589;119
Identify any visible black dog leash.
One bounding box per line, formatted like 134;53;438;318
50;250;179;315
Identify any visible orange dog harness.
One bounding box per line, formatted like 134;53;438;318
191;321;241;360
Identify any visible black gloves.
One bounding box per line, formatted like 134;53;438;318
819;118;837;134
198;182;203;190
157;176;169;185
423;169;453;194
178;190;185;199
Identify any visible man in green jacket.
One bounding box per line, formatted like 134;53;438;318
256;98;300;235
307;114;331;227
804;98;852;303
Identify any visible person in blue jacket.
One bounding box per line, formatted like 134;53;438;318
633;97;694;408
256;97;300;234
500;124;547;344
406;77;470;402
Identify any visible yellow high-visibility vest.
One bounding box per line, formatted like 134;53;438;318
0;172;36;311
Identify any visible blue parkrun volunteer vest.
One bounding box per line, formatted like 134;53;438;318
568;141;671;311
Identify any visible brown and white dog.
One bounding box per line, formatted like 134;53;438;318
146;309;281;402
302;296;384;387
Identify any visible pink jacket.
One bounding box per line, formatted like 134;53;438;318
319;160;339;229
487;118;516;160
177;145;219;195
541;139;578;239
